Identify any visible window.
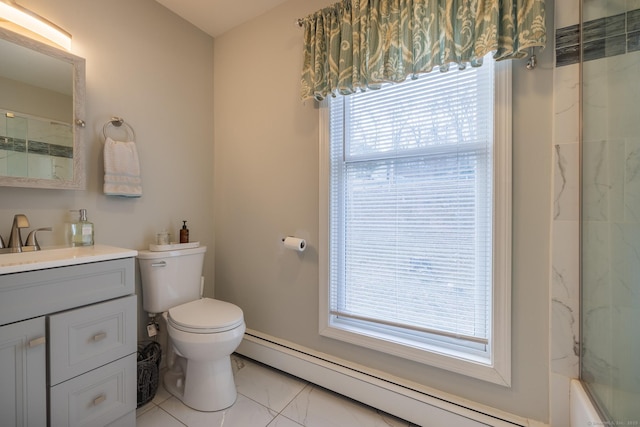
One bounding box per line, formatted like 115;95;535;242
319;54;512;385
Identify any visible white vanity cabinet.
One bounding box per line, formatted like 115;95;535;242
0;246;138;427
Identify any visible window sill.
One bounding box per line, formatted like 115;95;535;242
320;318;511;386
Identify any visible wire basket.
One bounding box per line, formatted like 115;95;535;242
137;341;162;408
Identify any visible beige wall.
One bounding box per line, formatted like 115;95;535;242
0;0;215;336
0;76;72;123
214;0;553;422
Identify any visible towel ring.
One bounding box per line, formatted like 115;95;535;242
103;117;136;141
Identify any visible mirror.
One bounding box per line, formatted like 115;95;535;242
0;26;85;190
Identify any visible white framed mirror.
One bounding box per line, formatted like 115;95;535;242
0;26;85;190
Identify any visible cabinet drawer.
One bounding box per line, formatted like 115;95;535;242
0;258;134;326
49;295;136;385
50;353;136;427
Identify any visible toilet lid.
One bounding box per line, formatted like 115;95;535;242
168;298;244;333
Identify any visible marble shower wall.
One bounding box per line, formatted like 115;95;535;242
550;2;580;426
551;61;580;378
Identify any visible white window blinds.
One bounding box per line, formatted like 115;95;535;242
328;57;495;348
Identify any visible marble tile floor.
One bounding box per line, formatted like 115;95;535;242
136;354;417;427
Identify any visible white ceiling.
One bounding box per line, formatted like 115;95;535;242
155;0;291;38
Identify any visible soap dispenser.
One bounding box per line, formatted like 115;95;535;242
180;220;189;243
70;209;94;246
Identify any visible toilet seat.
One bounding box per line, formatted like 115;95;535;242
168;298;244;334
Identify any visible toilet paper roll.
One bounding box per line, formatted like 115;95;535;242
283;236;306;252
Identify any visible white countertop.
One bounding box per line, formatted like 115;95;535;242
0;244;138;275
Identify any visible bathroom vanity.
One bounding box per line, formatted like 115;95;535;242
0;245;137;427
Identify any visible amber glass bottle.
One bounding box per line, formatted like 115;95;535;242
179;220;189;243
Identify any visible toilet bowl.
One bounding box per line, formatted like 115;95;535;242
162;298;245;411
137;246;246;411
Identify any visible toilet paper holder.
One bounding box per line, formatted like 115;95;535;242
282;236;306;252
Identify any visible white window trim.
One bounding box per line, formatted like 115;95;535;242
318;60;512;386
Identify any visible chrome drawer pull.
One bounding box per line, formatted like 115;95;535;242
92;332;107;342
93;394;106;406
151;261;167;267
28;336;46;348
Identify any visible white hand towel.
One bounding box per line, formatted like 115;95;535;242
103;137;142;197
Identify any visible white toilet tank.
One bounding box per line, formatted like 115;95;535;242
138;246;206;314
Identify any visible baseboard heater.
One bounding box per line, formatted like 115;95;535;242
237;330;539;427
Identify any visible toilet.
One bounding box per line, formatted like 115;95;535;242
137;246;245;411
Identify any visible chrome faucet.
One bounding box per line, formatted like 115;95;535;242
7;214;30;253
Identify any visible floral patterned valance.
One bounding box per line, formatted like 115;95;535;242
301;0;546;101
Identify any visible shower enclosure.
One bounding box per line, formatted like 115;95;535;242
581;1;640;422
0;109;73;180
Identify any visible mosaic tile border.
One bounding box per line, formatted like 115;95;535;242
555;8;640;66
0;136;73;158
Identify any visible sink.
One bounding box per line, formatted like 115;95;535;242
0;245;138;275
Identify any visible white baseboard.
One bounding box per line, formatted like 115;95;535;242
237;330;546;427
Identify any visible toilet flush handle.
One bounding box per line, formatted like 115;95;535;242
151;261;167;267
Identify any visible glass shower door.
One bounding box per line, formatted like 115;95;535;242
581;1;640;422
2;113;28;178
